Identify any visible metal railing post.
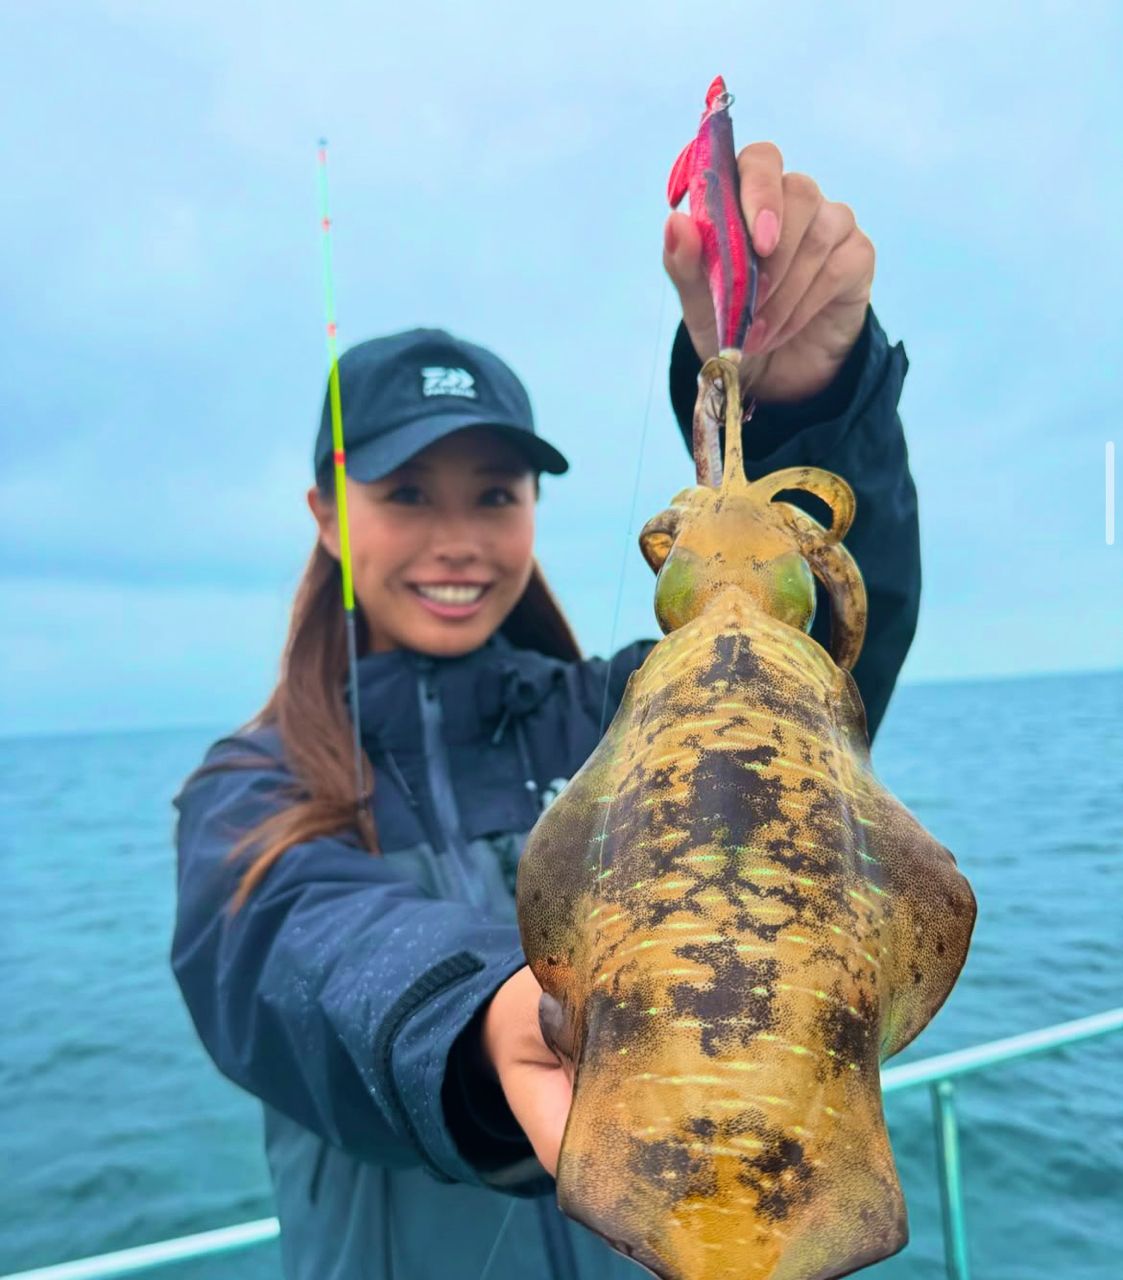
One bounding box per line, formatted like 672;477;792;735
931;1079;971;1280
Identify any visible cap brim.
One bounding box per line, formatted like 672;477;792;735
342;413;569;481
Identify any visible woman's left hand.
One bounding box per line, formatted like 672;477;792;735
663;141;875;403
482;965;571;1177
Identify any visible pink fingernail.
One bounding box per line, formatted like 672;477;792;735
754;210;779;255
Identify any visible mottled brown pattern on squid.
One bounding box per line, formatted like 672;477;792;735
516;358;975;1280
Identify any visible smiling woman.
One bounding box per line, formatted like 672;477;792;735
199;329;583;907
171;133;925;1280
308;430;540;656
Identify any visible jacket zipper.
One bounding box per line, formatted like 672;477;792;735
415;660;489;909
417;660;573;1278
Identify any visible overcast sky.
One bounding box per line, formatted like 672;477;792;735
1;1;1120;735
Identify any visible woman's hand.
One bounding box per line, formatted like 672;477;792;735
664;142;875;403
482;965;571;1177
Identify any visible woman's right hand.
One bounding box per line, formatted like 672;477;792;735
482;965;571;1177
663;142;874;403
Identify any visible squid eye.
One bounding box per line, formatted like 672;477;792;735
654;548;703;634
769;553;817;631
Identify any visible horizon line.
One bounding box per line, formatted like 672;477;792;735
2;663;1120;744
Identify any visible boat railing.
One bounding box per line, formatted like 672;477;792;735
5;1007;1122;1280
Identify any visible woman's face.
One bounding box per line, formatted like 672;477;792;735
309;427;538;657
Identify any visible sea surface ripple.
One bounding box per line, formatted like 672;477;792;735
1;670;1120;1278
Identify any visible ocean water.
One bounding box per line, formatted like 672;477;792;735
1;670;1120;1279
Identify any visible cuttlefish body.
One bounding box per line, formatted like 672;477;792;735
516;359;976;1280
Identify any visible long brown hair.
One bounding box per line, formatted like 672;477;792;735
223;512;580;908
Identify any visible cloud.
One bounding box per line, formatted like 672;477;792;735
0;0;1120;729
0;576;291;736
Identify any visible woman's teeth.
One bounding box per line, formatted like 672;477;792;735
414;584;486;605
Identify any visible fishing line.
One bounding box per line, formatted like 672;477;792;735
317;152;672;1278
475;274;674;1280
316;139;365;808
596;272;672;741
589;273;671;887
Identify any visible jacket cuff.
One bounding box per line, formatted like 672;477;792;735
669;305;907;477
443;987;536;1160
377;931;540;1188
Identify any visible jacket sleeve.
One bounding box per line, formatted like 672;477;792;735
171;737;539;1188
668;305;918;740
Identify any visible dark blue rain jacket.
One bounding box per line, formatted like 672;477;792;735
172;309;916;1280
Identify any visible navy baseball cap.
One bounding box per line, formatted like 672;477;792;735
314;328;569;484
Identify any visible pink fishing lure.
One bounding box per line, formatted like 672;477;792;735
668;76;759;357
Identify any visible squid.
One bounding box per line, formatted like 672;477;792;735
514;78;976;1280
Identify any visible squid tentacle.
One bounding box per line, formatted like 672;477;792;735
775;500;868;670
749;466;857;542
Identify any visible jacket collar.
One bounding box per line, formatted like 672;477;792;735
352;632;566;755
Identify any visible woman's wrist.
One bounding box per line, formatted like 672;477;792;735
480;966;572;1177
443;998;530;1168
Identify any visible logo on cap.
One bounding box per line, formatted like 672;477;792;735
421;366;477;399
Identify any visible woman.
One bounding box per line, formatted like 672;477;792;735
173;145;919;1279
